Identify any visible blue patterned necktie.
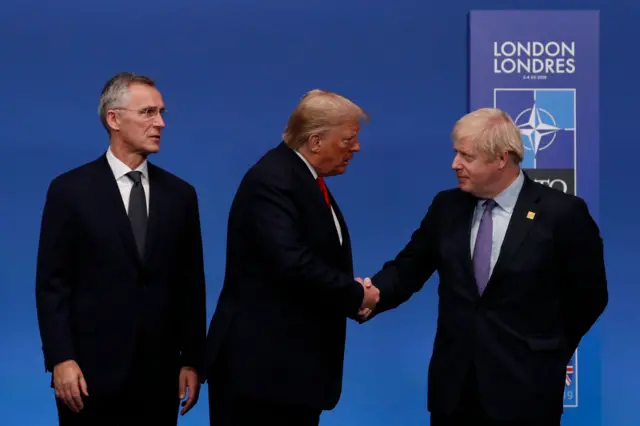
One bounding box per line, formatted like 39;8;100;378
473;199;496;295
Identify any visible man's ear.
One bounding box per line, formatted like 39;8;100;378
105;110;121;132
497;151;510;170
308;134;322;153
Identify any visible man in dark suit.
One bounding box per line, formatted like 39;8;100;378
201;89;379;425
359;108;608;426
35;72;206;425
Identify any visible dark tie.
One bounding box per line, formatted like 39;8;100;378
316;177;331;208
473;199;496;295
126;171;147;257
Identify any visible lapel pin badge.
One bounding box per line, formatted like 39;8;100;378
526;211;536;220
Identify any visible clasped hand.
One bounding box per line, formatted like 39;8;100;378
356;277;378;320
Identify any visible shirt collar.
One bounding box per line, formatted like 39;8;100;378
479;169;524;213
106;147;148;181
293;149;318;180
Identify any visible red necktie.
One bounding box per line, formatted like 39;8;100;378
316;177;331;208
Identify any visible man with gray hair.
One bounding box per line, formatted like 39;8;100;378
35;72;206;425
359;108;608;425
201;89;379;425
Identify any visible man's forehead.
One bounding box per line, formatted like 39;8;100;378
454;137;476;152
126;84;163;107
341;122;360;135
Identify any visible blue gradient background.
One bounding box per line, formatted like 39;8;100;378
0;1;637;425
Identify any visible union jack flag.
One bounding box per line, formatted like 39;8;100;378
563;350;578;408
565;365;574;386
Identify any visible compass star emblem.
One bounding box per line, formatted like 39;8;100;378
515;104;561;158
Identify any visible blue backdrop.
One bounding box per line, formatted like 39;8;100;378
0;1;637;425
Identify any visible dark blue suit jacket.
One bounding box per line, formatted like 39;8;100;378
201;142;364;410
35;154;206;394
370;175;607;421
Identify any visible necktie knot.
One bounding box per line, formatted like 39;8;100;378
316;177;331;208
126;171;143;184
483;199;497;212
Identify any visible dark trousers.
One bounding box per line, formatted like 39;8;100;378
56;344;180;426
430;366;561;426
56;392;179;426
208;382;321;426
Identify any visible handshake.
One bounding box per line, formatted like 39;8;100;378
356;277;379;320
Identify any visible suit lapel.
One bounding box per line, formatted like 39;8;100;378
485;177;541;292
455;194;480;297
93;155;170;267
94;155;141;265
324;188;346;250
310;182;343;250
141;163;168;264
284;143;344;249
328;192;353;271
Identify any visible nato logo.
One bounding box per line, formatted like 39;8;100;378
493;88;576;170
564;350;578;408
523;168;575;195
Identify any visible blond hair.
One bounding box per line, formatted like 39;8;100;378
282;89;369;149
451;107;523;163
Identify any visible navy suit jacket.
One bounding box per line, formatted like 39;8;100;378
201;142;364;411
370;175;608;421
35;154;206;394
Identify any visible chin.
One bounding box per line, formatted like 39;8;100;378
458;182;471;192
331;167;348;176
144;144;160;154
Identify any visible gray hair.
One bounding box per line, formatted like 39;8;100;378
98;72;156;133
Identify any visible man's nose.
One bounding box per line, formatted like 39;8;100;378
451;155;460;169
154;114;166;128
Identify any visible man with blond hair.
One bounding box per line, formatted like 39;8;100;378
359;108;608;425
201;89;379;425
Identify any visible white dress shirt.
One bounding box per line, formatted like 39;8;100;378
294;151;343;245
105;148;150;214
470;170;525;277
